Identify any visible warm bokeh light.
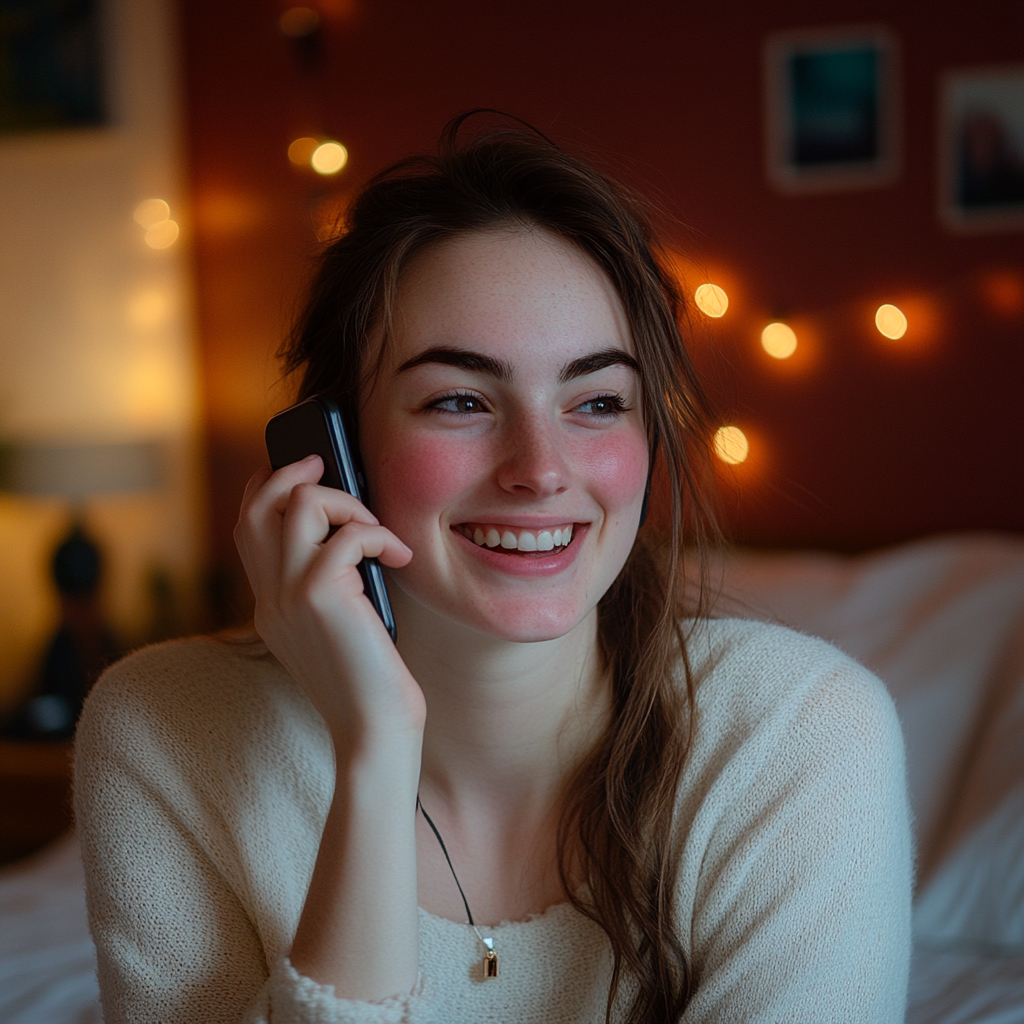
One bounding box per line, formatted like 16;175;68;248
144;219;179;249
694;283;729;318
279;6;321;37
760;321;797;359
875;303;908;339
133;198;171;229
980;270;1024;318
311;141;348;174
714;425;749;465
288;136;320;166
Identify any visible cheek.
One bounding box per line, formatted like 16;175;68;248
575;431;649;512
366;431;487;527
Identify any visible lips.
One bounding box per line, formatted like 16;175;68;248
453;523;575;552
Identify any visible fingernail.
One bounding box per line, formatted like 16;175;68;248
302;454;320;462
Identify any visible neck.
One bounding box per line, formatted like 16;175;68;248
393;590;610;824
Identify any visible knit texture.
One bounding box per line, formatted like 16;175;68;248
74;618;912;1023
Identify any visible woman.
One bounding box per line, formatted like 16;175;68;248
75;115;912;1023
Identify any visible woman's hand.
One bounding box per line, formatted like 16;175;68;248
235;456;423;744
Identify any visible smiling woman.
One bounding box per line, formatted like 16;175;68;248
73;114;913;1024
359;228;649;641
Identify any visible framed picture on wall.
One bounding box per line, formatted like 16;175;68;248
939;66;1024;233
0;0;107;136
763;25;900;193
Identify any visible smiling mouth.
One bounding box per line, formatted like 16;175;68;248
453;523;575;552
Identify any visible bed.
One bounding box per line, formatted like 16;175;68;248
2;531;1022;1023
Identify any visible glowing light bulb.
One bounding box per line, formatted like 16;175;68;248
280;6;321;37
761;322;797;359
694;283;729;318
133;198;171;229
145;219;179;249
875;304;907;339
288;137;320;166
311;141;348;174
714;425;749;465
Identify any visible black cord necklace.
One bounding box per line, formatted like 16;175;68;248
417;797;499;978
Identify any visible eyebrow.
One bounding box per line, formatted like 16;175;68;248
395;347;513;383
558;349;640;383
395;345;640;385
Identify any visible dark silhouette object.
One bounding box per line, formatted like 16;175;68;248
0;524;119;740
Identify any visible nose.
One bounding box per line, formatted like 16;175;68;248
495;416;569;499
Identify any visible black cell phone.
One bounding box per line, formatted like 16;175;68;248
265;395;397;643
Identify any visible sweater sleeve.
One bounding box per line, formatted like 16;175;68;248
74;643;436;1024
679;649;913;1023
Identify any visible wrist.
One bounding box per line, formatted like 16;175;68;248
332;723;424;787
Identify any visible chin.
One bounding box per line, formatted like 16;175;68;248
466;605;588;644
390;574;593;645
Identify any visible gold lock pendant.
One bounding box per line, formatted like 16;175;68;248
484;949;499;978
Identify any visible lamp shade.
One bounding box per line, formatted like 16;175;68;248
0;440;164;499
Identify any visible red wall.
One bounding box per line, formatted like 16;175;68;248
179;0;1023;605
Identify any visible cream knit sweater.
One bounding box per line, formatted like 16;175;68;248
74;618;912;1023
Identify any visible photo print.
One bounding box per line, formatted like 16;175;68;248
764;25;899;193
940;66;1024;233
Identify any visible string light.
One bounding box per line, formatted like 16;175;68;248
714;425;749;465
288;137;320;166
311;141;348;174
133;199;170;229
134;199;178;248
761;322;797;359
694;283;729;317
875;304;907;339
144;220;179;249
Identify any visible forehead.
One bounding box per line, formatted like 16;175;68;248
387;226;633;364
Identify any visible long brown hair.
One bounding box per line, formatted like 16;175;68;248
280;112;720;1023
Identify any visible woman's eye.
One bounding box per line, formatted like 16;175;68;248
574;394;627;416
429;392;487;415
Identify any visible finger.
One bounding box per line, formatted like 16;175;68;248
240;463;274;509
279;483;379;578
239;456;322;540
304;523;413;594
236;457;324;589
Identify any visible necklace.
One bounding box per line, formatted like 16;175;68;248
417;797;499;979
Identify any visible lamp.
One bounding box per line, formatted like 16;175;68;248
0;440;164;739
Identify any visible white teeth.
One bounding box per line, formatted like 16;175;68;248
462;525;575;550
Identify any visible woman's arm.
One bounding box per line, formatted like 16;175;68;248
679;656;913;1023
234;457;424;1003
74;644;433;1024
76;456;433;1021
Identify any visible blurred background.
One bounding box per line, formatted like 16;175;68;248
0;0;1021;720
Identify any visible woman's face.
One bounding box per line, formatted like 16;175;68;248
359;227;649;643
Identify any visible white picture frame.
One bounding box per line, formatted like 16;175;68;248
764;25;900;193
939;65;1024;234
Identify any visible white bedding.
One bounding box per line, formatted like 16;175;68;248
2;532;1022;1023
